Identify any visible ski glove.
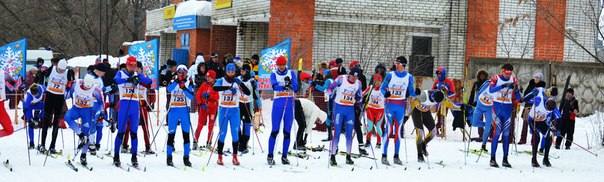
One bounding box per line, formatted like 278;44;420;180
502;83;515;88
384;91;391;98
202;92;209;98
201;104;207;110
230;87;238;94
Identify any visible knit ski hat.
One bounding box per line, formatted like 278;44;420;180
206;70;216;79
276;56;287;65
226;63;237;72
126;56;137;67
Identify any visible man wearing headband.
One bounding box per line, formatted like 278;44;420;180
326;67;363;165
112;56;152;167
165;65;195;167
487;63;522;168
380;56;416;166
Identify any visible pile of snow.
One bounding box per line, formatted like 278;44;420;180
67;55;127;69
0;93;603;181
174;1;212;17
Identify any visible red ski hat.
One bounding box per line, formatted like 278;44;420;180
276;56;287;65
206;70;216;79
329;60;337;68
126;56;137;67
349;60;360;68
373;74;382;81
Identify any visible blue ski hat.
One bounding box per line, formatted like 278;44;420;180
226;63;236;72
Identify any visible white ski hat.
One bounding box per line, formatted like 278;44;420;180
83;74;95;89
58;59;67;70
176;65;188;73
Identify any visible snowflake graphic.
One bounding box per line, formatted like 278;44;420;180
260;49;288;73
0;46;24;79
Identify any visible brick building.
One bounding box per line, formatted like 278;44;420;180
146;0;599;79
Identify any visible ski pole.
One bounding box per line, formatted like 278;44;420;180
26;122;31;166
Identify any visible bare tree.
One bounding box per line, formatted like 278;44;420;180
531;0;604;65
0;0;161;58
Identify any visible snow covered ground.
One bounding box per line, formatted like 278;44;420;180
1;90;603;182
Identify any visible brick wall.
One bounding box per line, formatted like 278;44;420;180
564;0;598;63
268;0;315;70
466;0;499;65
210;25;237;60
535;0;566;61
497;0;535;59
236;22;269;59
213;0;270;21
176;29;211;65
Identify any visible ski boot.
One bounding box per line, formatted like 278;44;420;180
28;142;35;150
489;157;499;168
89;144;97;155
531;157;540;167
113;154;121;167
281;156;290;165
232;155;240;166
381;156;390;165
376;142;381;149
267;155;275;166
240;148;249;154
538;148;544;154
502;157;512;168
418;153;425;163
144;145;155;155
77;133;88;149
167;156;174;166
184;156;192;167
393;155;403;165
359;145;369;156
131;155;139;167
364;141;371;148
421;143;429;156
48;148;59;155
565;146;570;150
481;144;488;152
217;154;224;165
80;154;88;166
192;142;198;150
330;155;337;166
543;158;551;167
345;154;354;165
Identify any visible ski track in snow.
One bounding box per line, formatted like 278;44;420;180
1;88;603;182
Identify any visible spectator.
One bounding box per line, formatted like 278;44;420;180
555;88;579;149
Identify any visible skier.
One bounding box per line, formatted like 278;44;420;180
468;70;489;141
121;62;154;154
194;70;219;150
63;75;103;165
112;56;152;167
519;73;546;145
363;74;385;149
380;56;416;165
238;64;262;154
0;71;15;137
23;84;45;148
524;86;560;167
327;67;363;165
39;59;69;154
267;56;298;165
87;63;108;155
488;63;522;168
315;62;337;142
212;63;250;165
470;79;495;152
166;65;195;167
409;89;446;162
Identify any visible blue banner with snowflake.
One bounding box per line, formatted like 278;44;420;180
0;39;27;81
258;39;290;90
128;39;159;90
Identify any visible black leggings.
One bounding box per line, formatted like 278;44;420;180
411;108;435;147
529;119;552;159
41;92;65;149
294;100;307;146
